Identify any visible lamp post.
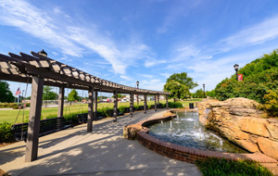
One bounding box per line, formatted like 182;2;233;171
234;64;239;81
202;83;206;98
136;81;139;105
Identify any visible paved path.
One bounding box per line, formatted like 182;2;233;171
0;110;201;176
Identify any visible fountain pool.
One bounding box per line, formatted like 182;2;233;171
148;111;246;153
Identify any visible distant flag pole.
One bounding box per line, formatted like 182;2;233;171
15;88;21;103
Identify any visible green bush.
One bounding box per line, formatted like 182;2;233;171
0;103;30;109
196;158;273;176
98;107;114;117
168;102;183;108
214;50;278;104
263;89;278;117
64;112;79;124
0;122;14;142
118;106;129;114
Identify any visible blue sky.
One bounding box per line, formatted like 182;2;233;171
1;0;278;96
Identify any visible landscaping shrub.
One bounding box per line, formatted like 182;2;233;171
0;122;14;142
214;50;278;104
263;89;278;117
118;106;129;114
98;107;114;117
196;158;273;176
0;103;30;109
168;102;183;108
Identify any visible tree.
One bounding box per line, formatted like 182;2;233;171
43;86;58;100
68;89;79;102
192;89;206;98
112;94;124;98
0;81;15;102
164;72;197;100
166;72;198;90
206;90;216;98
212;49;278;113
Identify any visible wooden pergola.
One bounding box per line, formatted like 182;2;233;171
0;51;169;162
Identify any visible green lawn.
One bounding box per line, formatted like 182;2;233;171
179;98;202;107
0;99;201;124
0;101;159;124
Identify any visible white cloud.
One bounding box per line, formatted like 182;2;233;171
144;59;166;67
0;0;84;57
120;75;132;81
160;73;171;78
138;74;154;79
140;79;165;91
219;15;278;52
0;0;152;75
188;46;276;91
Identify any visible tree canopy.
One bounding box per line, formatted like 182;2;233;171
68;89;79;102
164;72;197;100
43;86;58;100
192;89;206;98
213;49;278;116
214;49;278;103
166;72;198;90
0;81;14;102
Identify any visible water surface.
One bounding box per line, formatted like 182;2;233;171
149;112;246;153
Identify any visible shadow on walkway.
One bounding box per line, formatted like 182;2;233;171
1;110;201;176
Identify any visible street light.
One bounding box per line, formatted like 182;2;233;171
234;64;239;81
38;49;47;57
136;81;139;105
202;83;206;98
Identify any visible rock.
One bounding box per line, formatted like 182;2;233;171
257;137;278;160
239;117;269;137
266;120;278;139
0;169;9;176
236;140;259;153
198;97;278;160
123;124;143;139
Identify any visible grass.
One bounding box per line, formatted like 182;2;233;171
196;158;273;176
179;98;202;107
0;101;159;124
0;99;202;124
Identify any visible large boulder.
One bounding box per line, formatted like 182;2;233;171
198;98;278;160
258;137;278;160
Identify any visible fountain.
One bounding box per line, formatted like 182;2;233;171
148;111;246;153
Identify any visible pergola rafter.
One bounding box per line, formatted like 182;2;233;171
0;51;170;162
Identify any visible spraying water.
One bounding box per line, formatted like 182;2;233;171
149;112;246;153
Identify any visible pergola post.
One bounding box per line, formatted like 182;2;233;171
144;94;147;114
57;86;64;130
87;87;93;132
130;93;134;117
166;95;169;109
113;91;118;122
94;91;98;120
25;76;44;162
154;95;157;112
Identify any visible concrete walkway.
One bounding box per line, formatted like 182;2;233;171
0;110;201;176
